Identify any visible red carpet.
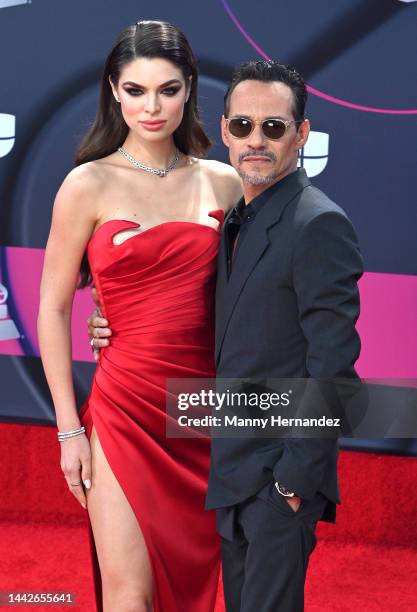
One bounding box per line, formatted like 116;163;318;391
1;423;416;611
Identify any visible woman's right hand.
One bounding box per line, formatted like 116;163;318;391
88;287;112;361
60;434;92;510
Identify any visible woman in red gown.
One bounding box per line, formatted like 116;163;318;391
37;20;242;612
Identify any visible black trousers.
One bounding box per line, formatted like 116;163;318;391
219;481;328;612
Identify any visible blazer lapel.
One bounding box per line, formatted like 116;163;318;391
214;206;234;358
217;206;234;281
215;169;311;366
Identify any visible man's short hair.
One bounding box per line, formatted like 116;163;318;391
224;60;307;123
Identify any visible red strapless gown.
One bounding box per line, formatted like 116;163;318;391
78;210;224;612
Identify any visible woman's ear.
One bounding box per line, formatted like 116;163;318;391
108;76;120;103
185;75;192;102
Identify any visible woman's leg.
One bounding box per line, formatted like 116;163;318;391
86;425;154;612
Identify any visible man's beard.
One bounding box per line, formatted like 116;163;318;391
238;169;280;185
237;149;279;185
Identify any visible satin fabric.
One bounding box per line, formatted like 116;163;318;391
78;209;224;612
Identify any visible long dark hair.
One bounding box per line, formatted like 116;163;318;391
77;20;211;287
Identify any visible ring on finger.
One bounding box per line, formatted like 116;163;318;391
70;482;82;486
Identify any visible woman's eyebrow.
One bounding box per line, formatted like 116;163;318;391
121;79;182;88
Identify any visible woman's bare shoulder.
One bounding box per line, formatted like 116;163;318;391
198;159;243;211
198;158;240;181
60;161;108;194
60;161;104;195
59;159;114;201
54;161;108;223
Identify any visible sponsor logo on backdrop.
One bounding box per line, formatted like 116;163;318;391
0;283;20;341
0;114;15;158
298;130;329;178
0;0;30;8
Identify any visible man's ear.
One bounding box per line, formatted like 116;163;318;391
108;76;120;103
221;115;230;148
296;118;310;151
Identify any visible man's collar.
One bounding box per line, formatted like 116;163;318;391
229;168;310;225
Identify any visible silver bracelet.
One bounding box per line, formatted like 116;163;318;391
57;426;85;442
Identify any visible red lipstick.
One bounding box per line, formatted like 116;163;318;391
141;120;167;131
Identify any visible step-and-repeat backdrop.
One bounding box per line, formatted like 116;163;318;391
0;0;416;453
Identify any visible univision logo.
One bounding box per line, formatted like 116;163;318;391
0;114;15;158
0;0;30;7
298;131;329;178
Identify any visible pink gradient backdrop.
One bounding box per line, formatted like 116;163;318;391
1;247;416;377
1;247;93;362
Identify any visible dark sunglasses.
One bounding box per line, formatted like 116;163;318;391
225;116;303;140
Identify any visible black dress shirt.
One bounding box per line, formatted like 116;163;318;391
225;170;299;277
225;193;267;277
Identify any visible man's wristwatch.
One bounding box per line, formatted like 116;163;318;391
275;481;295;498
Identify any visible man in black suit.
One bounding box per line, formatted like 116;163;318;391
204;60;363;611
88;60;363;611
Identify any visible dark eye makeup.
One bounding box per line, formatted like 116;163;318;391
161;86;181;96
123;85;182;97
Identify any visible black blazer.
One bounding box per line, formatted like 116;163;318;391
205;169;363;521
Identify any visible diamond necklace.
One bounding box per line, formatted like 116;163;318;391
118;146;180;177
